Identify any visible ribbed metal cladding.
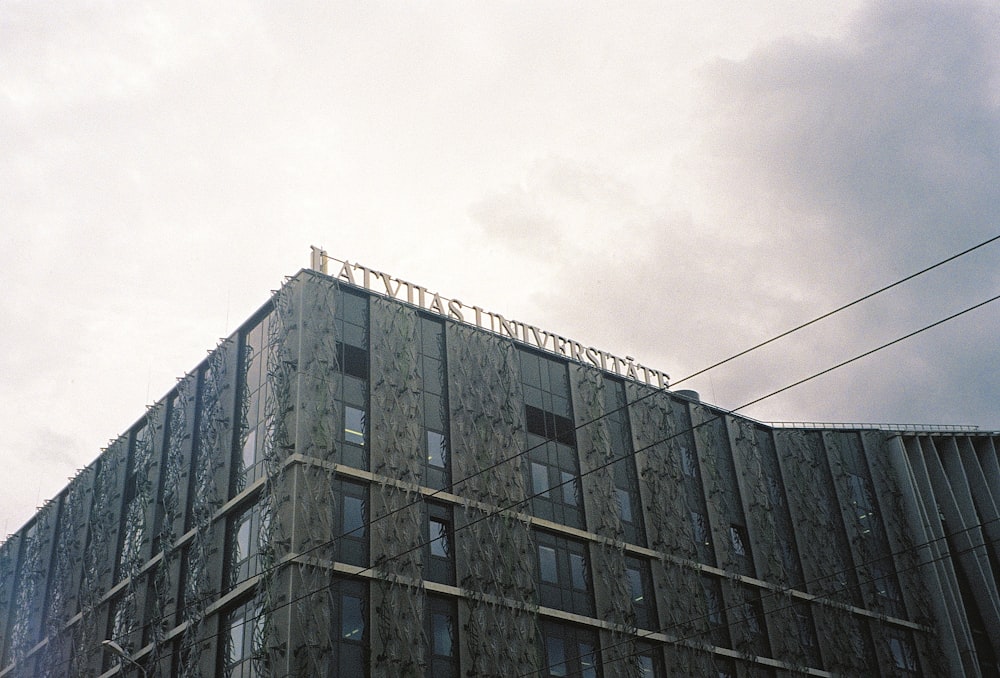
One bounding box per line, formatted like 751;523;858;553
892;432;1000;677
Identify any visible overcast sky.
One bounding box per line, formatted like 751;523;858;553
3;1;998;536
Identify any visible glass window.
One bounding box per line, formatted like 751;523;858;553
335;481;368;567
535;531;593;617
604;377;646;546
420;316;451;490
332;289;369;471
625;557;657;631
615;488;633;523
330;578;367;676
342;594;364;641
730;525;748;558
227;499;269;589
426;596;458;678
546;636;568;677
425;503;455;585
889;633;918;672
701;575;730;647
569;553;587;590
344;496;365;535
432;612;452;655
635;642;664;678
235;314;272;492
540;621;601;678
221;599;267;677
344;406;366;446
532;462;551;497
561;470;579;506
429;519;450;558
427;430;447;468
527;440;584;528
539;546;558;583
338;342;368;381
522;351;584;529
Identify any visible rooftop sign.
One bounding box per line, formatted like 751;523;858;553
310;247;670;389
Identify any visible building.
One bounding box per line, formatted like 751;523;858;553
1;252;999;677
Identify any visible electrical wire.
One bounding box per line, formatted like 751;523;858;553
86;288;1000;677
19;234;1000;675
231;289;1000;626
69;260;1000;669
669;232;1000;388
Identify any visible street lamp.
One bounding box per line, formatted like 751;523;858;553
101;639;148;678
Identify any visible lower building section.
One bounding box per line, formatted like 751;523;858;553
1;270;998;677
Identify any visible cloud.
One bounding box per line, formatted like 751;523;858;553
693;0;1000;425
475;0;1000;429
702;0;1000;258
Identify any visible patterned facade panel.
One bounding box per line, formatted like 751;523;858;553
464;599;537;678
658;561;725;649
287;275;341;464
0;522;23;667
754;426;804;587
625;383;692;560
173;342;240;678
276;563;330;678
758;590;821;672
811;605;875;675
446;322;526;506
727;418;786;586
369;296;423;484
445;322;537;677
660;643;730;676
4;504;54;668
691;406;751;576
571;366;620;540
37;487;81;677
823;431;907;622
71;438;128;677
368;296;425;676
190;340;239;528
161;375;198;548
861;432;938;630
260;469;325;677
773;430;859;605
571;369;631;627
569;367;635;678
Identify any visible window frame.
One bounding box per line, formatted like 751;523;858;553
625;556;657;631
330;578;368;677
425;595;459;678
539;620;602;678
534;531;594;617
424;502;455;585
225;496;270;590
334;480;368;567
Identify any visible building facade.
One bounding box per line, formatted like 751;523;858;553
1;264;998;677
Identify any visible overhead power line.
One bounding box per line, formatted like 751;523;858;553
106;286;1000;676
86;232;1000;655
671;232;1000;387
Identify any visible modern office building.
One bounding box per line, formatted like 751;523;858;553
1;252;998;677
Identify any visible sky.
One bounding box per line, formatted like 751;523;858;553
2;0;999;536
